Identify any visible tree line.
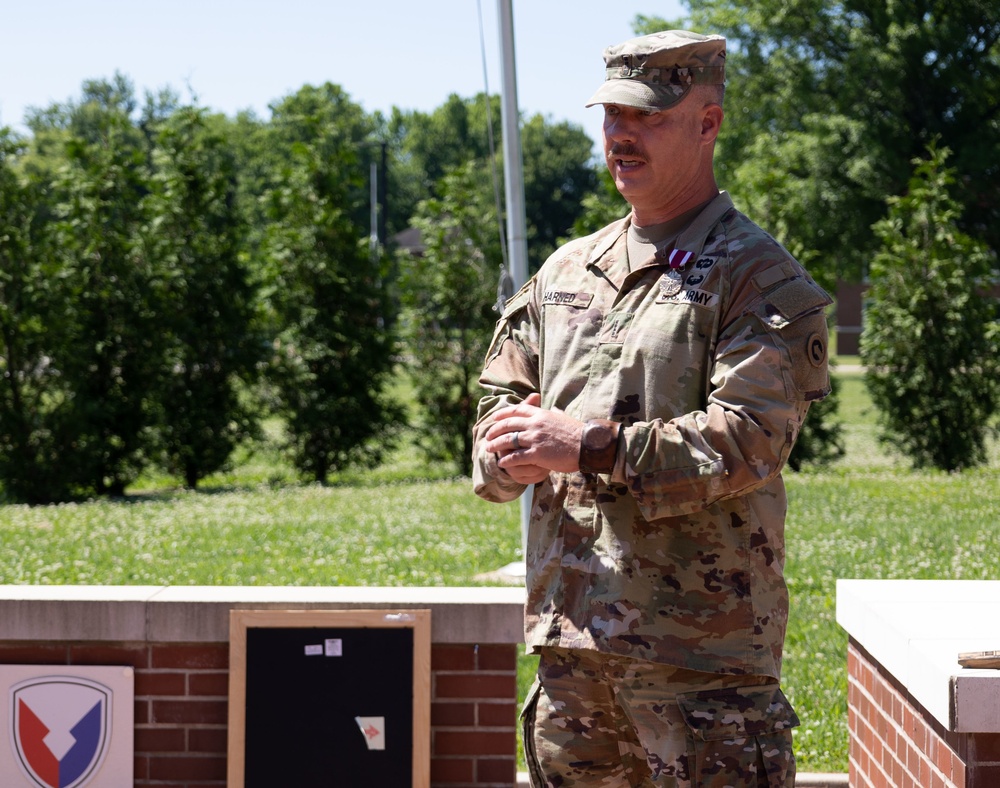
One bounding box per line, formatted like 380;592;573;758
2;1;999;504
0;73;600;502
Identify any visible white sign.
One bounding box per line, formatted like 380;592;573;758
1;665;133;788
354;716;385;750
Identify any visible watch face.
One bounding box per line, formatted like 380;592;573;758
584;422;614;451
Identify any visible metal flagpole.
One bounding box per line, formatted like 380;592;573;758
497;0;531;573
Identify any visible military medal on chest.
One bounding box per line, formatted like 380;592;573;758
659;248;694;297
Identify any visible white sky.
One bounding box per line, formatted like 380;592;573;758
0;0;687;153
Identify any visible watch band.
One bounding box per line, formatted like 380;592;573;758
579;419;621;474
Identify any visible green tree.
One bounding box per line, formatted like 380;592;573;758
144;107;262;488
0;130;74;502
262;84;401;482
398;162;502;475
48;102;162;496
861;144;1000;471
387;95;596;270
570;167;629;239
666;0;1000;284
520;114;598;271
388;95;596;471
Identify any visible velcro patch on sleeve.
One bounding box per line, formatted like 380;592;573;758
767;278;832;322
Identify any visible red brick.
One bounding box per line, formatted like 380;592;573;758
70;643;148;667
0;644;69;663
152;699;227;725
134;698;150;725
133;754;149;780
936;741;954;781
435;730;513;756
953;757;967;786
478;702;516;728
435;673;515;700
432;644;476;671
189;727;228;754
970;731;1000;762
188;671;229;696
477;757;516;783
136;671;186;696
430;756;474;783
134;726;186;753
957;766;1000;788
147;754;226;781
152;644;228;669
432;701;476;727
926;734;938;768
476;643;516;671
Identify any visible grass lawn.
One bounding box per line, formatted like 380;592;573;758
1;365;998;773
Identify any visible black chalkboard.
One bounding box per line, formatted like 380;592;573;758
228;609;431;788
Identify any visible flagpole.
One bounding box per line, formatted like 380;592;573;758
497;0;531;575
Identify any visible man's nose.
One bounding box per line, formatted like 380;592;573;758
604;112;636;143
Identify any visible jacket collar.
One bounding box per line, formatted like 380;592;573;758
585;191;735;274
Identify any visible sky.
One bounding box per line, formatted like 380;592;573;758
0;0;687;154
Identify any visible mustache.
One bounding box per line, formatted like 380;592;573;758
608;143;646;161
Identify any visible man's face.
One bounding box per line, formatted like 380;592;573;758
601;97;706;221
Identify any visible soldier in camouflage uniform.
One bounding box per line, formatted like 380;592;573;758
472;30;831;787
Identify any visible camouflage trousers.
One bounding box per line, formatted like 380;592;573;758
522;647;799;787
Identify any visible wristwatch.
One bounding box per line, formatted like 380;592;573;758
579;419;621;474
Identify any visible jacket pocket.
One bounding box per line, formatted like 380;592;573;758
676;683;799;787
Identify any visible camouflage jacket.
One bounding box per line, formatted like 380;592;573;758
472;192;832;678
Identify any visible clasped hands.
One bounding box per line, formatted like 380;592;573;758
483;393;584;484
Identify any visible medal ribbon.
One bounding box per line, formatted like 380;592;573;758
667;248;693;270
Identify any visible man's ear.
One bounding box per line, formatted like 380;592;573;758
701;103;724;144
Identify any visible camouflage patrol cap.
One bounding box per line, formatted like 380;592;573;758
585;30;726;111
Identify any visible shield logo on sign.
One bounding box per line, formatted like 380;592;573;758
9;677;112;788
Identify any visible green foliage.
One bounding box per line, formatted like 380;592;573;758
519;115;598;271
45;96;162;497
399;162;502;476
649;1;1000;284
388;94;595;472
861;144;1000;471
569;167;629;240
0;130;74;502
383;94;502;239
143;107;263;488
387;94;596;270
261;85;402;482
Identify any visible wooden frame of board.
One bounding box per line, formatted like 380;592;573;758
227;608;431;787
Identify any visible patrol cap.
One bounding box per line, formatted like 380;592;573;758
585;30;726;111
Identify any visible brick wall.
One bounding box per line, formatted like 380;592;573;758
0;639;517;788
848;640;1000;788
431;644;518;787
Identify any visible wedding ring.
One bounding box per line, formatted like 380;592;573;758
512;431;520;450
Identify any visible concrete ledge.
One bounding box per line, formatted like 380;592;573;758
0;585;526;644
836;578;1000;732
